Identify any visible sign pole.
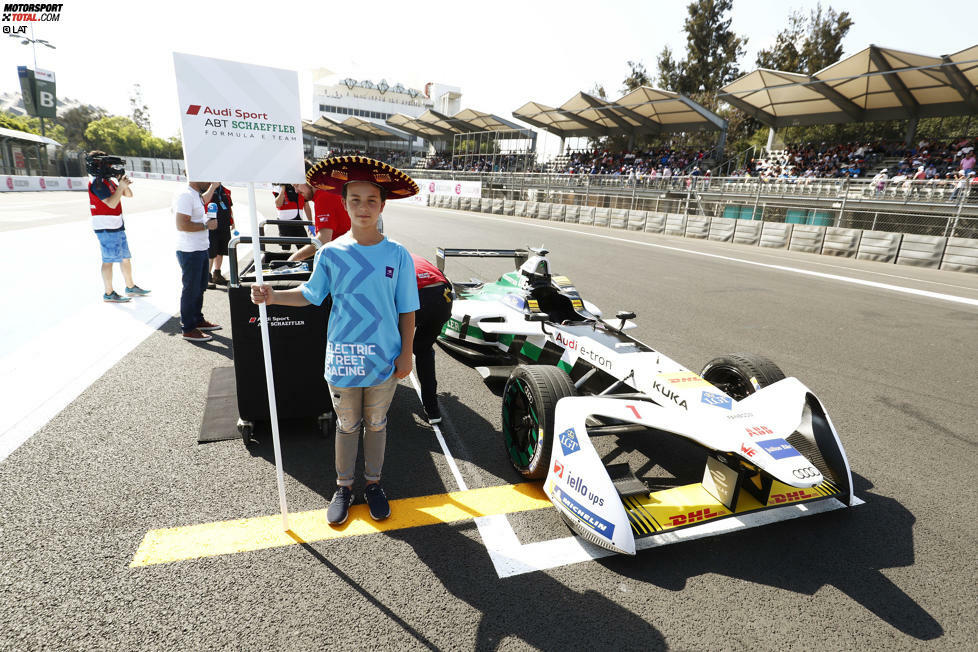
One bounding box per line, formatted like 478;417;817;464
248;181;291;532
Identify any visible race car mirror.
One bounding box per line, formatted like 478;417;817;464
616;311;636;332
526;312;549;322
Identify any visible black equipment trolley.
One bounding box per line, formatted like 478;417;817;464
227;234;334;445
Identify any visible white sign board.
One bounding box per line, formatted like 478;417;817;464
173;53;304;183
406;178;483;204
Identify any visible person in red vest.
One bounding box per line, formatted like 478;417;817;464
292;160;352;261
411;253;453;423
87;150;150;302
272;181;312;251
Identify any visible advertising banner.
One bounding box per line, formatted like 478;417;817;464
407;178;482;205
33;68;57;119
173;53;304;183
17;66;37;117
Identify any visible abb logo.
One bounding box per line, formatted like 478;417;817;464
668;507;723;526
552;460;564;479
740;443;756;457
745;426;774;437
770;490;815;504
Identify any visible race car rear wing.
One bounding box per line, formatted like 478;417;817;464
435;247;529;272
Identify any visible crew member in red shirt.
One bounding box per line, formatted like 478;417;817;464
292;175;352;261
411;254;453;423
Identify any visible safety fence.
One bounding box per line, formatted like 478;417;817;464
401;169;978;240
422;193;978;274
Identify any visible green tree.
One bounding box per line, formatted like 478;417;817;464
622;60;652;93
756;4;852;74
129;83;152;132
659;0;746;95
0;111;65;143
84;116;148;156
58;105;105;150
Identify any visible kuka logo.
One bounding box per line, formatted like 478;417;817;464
186;105;202;115
770;490;815;504
668;507;723;527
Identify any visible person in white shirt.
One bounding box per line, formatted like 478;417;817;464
174;182;222;343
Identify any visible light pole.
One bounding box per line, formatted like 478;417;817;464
8;26;56;137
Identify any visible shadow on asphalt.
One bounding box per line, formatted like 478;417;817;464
156;316;234;360
243;384;473;501
598;474;943;641
387;520;666;651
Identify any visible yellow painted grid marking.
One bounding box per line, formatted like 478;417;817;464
131;483;551;567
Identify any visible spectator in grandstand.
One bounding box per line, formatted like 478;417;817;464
950;170;968;202
960;151;976;173
873;169;888;197
87;150;150;303
174;182;221;343
207;183;234;287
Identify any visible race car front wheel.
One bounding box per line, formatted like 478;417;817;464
502;365;577;479
700;353;786;400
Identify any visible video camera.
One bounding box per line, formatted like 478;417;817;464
280;183;299;203
85;154;127;179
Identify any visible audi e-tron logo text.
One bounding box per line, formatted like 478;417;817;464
792;467;820;479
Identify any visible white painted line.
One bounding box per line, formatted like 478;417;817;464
408;373;468;492
416;208;978;308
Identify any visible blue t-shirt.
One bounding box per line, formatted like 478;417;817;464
300;234;419;388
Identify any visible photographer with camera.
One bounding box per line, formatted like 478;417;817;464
273;182;312;251
174;181;221;343
87;150;150;303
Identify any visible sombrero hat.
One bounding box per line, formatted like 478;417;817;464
306;156;419;199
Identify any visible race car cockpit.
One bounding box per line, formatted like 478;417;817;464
518;251;589;323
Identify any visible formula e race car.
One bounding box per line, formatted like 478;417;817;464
436;247;857;556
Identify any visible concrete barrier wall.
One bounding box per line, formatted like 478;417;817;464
940;237;978;273
857;230;903;262
709;217;736;242
436;200;978;275
593;207;610;227
685;215;711;239
610;208;628;229
896;234;947;268
734;220;762;245
822;227;861;257
645;212;666;233
665;213;686;236
760;222;793;249
627;210;647;231
788;225;825;254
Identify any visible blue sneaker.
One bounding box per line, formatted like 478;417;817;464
125;285;151;297
326;486;354;525
103;291;131;303
364;483;391;521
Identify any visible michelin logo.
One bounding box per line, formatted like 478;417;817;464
554;486;615;540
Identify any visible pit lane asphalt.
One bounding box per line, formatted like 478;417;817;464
1;183;976;650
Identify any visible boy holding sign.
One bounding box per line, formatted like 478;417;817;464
251;157;419;524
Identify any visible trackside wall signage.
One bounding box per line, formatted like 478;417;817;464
173;53;304;183
406;178;482;204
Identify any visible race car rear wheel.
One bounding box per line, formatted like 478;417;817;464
502;365;576;479
700;353;786;400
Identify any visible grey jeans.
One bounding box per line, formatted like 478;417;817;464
328;375;398;486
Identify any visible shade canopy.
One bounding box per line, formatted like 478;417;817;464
385;107;525;140
719;44;978;128
512;87;727;138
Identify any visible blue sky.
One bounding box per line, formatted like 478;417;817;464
0;0;973;141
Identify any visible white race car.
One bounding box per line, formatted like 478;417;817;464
437;247;857;555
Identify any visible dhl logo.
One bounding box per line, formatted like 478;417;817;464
658;372;709;388
668;507;724;526
770;490;815;504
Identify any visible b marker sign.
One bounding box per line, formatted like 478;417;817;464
173;52;304;183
